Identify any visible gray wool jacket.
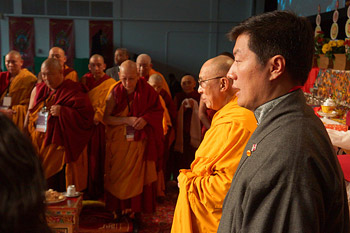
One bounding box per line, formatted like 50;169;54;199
218;90;350;233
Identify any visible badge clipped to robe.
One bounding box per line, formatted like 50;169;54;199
36;107;49;133
126;125;135;141
0;95;12;109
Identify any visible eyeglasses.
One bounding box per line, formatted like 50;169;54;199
198;76;224;88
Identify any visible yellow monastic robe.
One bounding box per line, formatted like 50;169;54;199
0;69;36;130
88;78;116;122
171;97;257;233
159;95;172;135
28;100;88;192
64;64;79;82
149;68;171;97
104;99;157;200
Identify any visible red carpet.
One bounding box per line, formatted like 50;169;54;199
79;185;178;233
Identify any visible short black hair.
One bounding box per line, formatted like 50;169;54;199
228;11;314;85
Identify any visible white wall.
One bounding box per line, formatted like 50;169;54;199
0;0;264;78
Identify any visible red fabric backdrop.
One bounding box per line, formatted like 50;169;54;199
89;20;113;68
9;17;35;72
50;19;75;68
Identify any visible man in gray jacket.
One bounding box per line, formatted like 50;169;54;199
218;11;350;233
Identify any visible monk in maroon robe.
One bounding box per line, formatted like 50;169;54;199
26;58;94;192
103;60;164;226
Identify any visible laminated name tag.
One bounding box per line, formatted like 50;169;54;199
126;125;135;141
36;110;49;133
1;96;12;109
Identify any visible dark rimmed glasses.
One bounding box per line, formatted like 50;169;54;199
198;76;225;88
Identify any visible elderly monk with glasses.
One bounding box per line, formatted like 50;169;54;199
171;55;257;233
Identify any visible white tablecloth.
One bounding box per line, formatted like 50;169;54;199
321;118;350;151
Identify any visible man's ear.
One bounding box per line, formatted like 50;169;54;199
268;55;285;81
220;78;230;91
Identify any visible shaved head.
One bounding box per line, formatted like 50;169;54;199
89;54;106;79
41;58;64;90
136;54;151;64
201;55;234;77
136;54;152;77
198;55;235;110
120;60;138;73
49;47;66;68
42;58;62;73
90;54;105;63
119;60;139;94
148;74;163;93
6;50;22;59
181;75;196;94
149;74;163;84
5;50;23;76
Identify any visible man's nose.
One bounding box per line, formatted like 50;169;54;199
227;66;237;80
198;85;203;93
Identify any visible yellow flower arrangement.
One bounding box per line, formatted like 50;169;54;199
322;39;345;59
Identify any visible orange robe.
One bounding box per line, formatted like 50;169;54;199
171;97;257;233
82;72;116;198
64;64;79;82
0;69;37;130
28;80;94;191
105;78;164;213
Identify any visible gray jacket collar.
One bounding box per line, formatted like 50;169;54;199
254;92;294;125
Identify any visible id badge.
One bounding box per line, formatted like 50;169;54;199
0;96;12;109
36;110;49;133
126;125;135;141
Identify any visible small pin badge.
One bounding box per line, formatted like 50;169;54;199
251;144;257;152
247;150;252;156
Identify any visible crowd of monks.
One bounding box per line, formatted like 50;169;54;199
0;47;257;232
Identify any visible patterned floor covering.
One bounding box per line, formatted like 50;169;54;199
79;182;178;233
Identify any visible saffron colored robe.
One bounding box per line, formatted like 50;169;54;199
64;64;79;82
82;72;116;198
104;78;164;213
28;80;94;191
0;69;37;130
171;97;257;233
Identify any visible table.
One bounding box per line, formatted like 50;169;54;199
46;195;83;233
321;117;350;152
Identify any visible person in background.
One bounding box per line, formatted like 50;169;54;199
172;55;256;233
0;113;51;233
105;48;129;81
0;50;37;131
81;54;116;199
173;75;201;179
26;58;94;193
48;47;79;82
198;98;216;139
218;11;350;232
103;60;164;229
136;53;171;96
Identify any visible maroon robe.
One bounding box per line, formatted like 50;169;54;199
106;77;164;213
32;80;94;162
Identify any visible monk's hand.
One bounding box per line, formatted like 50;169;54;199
50;105;61;116
0;109;15;118
127;116;137;126
133;117;147;130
